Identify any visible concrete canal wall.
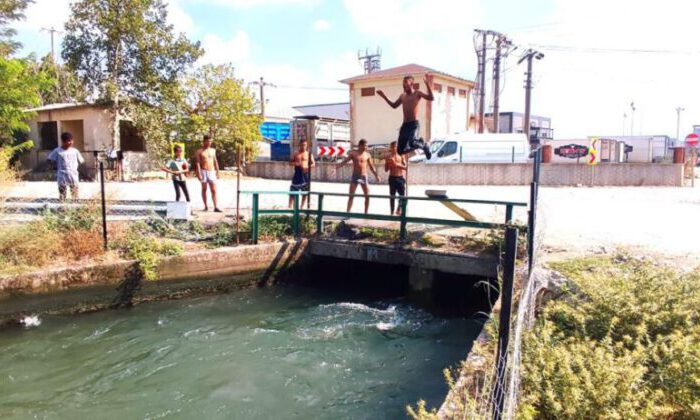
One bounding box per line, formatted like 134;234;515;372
0;239;498;323
247;161;683;187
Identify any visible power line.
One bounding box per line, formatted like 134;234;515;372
273;85;346;91
528;44;700;55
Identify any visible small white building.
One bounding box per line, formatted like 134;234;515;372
340;64;475;146
20;103;149;178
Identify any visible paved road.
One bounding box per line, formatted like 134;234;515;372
4;178;699;261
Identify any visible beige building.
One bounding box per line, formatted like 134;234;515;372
20;103;148;179
340;64;475;146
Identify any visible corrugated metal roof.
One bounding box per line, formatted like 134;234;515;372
292;102;349;121
24;103;94;112
339;63;474;86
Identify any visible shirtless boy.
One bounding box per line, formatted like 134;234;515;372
377;74;434;159
384;141;407;215
288;139;315;208
336;139;380;214
194;134;221;212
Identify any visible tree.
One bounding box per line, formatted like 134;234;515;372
30;54;88;104
62;0;202;148
182;64;263;167
0;0;32;57
0;56;52;146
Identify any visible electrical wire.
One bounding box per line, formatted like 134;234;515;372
273;85;346;91
528;44;700;55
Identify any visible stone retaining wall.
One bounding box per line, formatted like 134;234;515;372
247;161;683;187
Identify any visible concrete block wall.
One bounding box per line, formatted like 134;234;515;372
247;161;684;187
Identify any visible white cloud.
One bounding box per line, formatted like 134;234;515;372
166;0;195;34
342;0;484;77
199;31;251;65
504;0;700;138
313;19;331;32
17;0;71;32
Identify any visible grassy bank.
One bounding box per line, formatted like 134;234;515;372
409;253;700;419
519;255;700;418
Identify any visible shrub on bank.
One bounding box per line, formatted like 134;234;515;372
519;255;700;418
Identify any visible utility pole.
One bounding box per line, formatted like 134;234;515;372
491;34;513;134
41;27;63;61
249;77;276;119
477;30;487;133
630;102;636;136
518;49;544;144
676;106;685;143
492;37;502;134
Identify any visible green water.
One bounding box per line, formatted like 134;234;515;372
0;286;481;419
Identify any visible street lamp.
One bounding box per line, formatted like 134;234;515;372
676;106;685;144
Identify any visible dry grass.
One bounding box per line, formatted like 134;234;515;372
61;228;105;261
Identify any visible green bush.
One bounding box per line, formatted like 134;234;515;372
43;206;99;232
256;215;315;240
122;233;183;281
519;255;700;418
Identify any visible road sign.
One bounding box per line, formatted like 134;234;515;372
587;138;599;166
317;145;346;157
554;143;589;159
686;133;699;147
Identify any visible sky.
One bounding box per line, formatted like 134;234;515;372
12;0;700;139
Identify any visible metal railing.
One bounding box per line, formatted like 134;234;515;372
242;190;528;244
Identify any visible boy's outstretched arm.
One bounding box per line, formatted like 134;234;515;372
377;90;402;108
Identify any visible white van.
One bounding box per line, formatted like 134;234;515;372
411;133;530;164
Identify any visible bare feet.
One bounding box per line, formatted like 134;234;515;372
214;208;223;213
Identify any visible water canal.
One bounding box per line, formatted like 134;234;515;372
0;284;485;419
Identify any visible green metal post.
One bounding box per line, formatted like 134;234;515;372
316;193;324;235
505;204;513;224
399;198;408;241
293;194;300;237
252;193;259;244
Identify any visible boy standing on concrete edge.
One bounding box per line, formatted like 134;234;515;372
195;134;221;212
47;132;84;201
288;139;314;209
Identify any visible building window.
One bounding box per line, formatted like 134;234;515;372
361;87;375;97
447;87;455;96
433;83;443;93
39;121;58;150
119;120;145;152
458;89;467;98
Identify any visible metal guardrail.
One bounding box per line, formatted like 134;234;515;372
241;190;528;244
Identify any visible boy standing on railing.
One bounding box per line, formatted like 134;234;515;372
385;141;407;215
335;139;380;214
47;132;84;201
288;139;315;209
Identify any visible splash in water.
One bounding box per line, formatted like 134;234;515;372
20;315;41;328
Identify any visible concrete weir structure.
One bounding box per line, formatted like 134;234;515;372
0;239;498;324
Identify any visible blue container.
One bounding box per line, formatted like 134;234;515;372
271;142;291;161
260;122;290;141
